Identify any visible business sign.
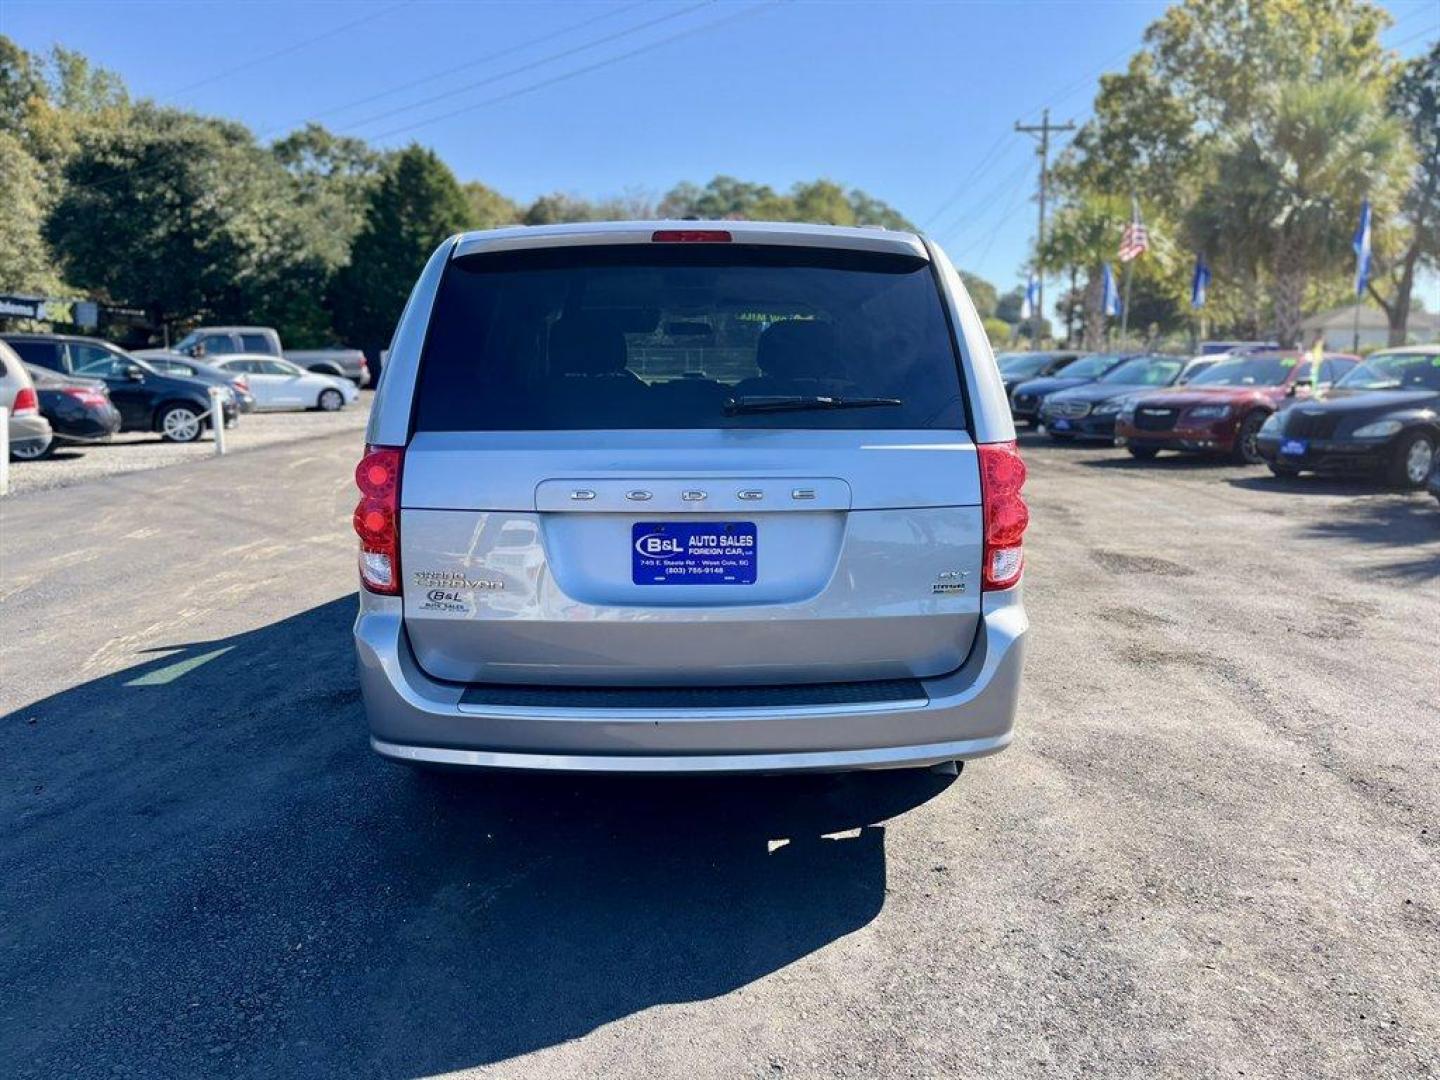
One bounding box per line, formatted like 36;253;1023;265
0;295;46;319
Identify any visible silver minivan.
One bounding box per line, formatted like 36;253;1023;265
354;221;1029;773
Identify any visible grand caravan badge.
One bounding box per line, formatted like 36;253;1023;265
412;570;504;591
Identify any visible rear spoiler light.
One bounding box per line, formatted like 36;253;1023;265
652;229;732;243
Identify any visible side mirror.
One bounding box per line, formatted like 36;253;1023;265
1287;379;1312;397
124;365;144;381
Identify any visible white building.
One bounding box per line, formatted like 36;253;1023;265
1301;303;1440;351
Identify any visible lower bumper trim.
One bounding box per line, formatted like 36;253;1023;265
371;731;1013;774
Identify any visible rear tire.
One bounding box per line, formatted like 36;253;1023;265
1127;445;1160;460
158;403;204;443
1387;430;1436;490
9;437;52;460
317;387;344;412
1230;410;1268;465
1268;462;1301;478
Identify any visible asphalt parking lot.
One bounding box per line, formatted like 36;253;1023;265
1;426;1437;1079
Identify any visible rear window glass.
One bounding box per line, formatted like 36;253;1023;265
412;245;966;431
1099;355;1185;385
1188;355;1300;386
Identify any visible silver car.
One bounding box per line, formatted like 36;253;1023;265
1;340;53;460
354;221;1029;773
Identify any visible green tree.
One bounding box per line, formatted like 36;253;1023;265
1198;79;1410;345
332;144;474;355
958;271;998;319
1368;43;1439;345
1143;0;1392;130
462;180;522;229
0;130;63;293
272;123;385;270
47;104;326;334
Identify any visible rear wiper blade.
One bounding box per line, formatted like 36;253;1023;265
723;394;903;415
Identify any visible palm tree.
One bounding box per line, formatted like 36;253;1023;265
1197;79;1410;346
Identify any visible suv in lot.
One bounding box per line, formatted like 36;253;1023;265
354;221;1029;774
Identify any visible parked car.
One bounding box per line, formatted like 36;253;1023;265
209;355;359;411
1009;352;1133;425
1255;345;1440;488
23;363;122;451
354;220;1029;774
1039;354;1203;441
173;326;370;387
134;350;258;413
1;340;53;460
996;351;1083;407
1;333;237;443
1198;339;1278;356
1427;452;1440;505
1115;351;1359;464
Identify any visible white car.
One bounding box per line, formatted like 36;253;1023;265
211;354;359;412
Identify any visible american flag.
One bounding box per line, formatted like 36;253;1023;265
1118;197;1149;262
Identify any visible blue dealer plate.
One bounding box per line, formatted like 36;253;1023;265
633;522;757;585
1050;418;1072;431
1280;438;1308;457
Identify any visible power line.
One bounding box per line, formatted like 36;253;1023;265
921;129;1011;228
64;1;718;194
365;0;782;145
156;1;411;103
922;40;1133;230
339;0;716;134
308;1;649;122
933;153;1033;245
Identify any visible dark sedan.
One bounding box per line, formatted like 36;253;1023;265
1009;352;1133;424
1039;355;1201;441
997;351;1083;415
23;364;122;449
135;350;257;413
1256;347;1440;488
2;333;238;443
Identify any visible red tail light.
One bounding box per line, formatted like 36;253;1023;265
353;445;403;594
62;387;108;408
11;387;39;416
977;441;1029;590
652;229;732;243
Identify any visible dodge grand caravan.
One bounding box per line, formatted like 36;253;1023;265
354;221;1029;773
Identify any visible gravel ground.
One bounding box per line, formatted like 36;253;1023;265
4;396;372;496
1;427;1437;1079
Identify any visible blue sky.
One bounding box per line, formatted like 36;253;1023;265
4;0;1437;311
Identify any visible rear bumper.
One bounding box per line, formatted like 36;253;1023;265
355;589;1027;773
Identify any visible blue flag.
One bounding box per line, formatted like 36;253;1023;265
1191;253;1211;310
1352;200;1372;297
1101;263;1121;317
1021;273;1040;320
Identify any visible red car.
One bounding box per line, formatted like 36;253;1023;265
1115;351;1359;464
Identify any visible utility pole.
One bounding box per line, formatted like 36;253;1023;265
1015;108;1075;347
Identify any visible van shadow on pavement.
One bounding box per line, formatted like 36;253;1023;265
2;596;953;1079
